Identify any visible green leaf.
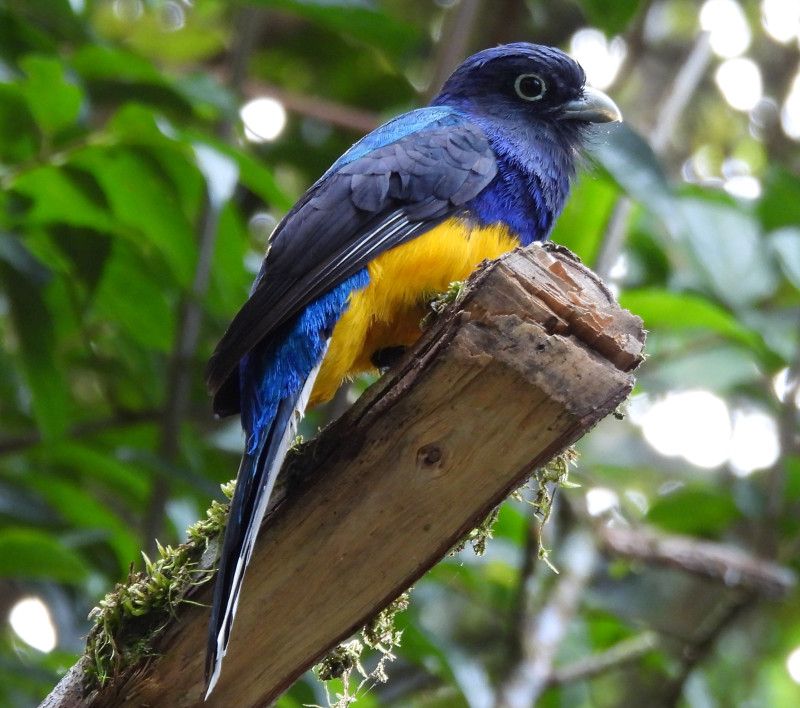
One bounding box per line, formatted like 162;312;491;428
551;170;618;263
641;344;762;393
0;528;89;584
92;241;176;351
594;127;779;307
395;620;467;703
71;44;164;84
19;55;83;136
250;0;421;58
589;124;677;232
92;0;227;64
188;133;292;209
0;233;50;284
106;103;174;143
577;0;641;33
10;165;116;232
27;475;139;572
39;441;149;506
769;227;800;291
173;73;238;118
0;84;38;163
759;167;800;231
208;203;251;316
0;9;55;63
48;226;112;295
6;0;85;43
0;263;70;440
647;487;741;536
620;289;775;364
71;147;198;286
678;198;777;308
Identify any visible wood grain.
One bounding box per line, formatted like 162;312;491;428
43;244;644;708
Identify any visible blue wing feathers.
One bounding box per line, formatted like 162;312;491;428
327;106;460;173
241;269;369;451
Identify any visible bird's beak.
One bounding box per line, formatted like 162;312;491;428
562;86;622;123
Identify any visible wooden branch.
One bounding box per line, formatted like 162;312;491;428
42;245;644;708
597;525;797;598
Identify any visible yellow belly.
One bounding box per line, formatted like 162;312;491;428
309;218;518;406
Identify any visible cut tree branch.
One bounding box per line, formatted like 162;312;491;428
42;245;644;708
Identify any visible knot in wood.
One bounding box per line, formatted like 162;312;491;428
416;443;444;470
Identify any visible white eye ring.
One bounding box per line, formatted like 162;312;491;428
514;73;547;102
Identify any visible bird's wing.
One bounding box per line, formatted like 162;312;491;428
207;112;498;414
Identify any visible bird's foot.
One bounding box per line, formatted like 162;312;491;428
370;346;408;371
540;241;581;262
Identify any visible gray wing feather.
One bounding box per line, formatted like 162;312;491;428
207;120;498;414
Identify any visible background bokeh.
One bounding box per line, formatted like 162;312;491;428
1;1;799;706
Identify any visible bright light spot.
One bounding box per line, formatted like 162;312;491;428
244;251;263;275
626;393;651;426
729;409;780;475
787;646;800;683
608;254;629;280
113;0;143;21
161;1;185;31
248;211;278;241
586;487;619;516
700;0;752;58
638;390;732;468
782;75;800;140
762;0;800;43
686;146;718;182
724;175;762;199
715;58;762;111
69;0;85;12
193;143;239;208
9;597;57;653
569;28;627;90
773;367;800;406
240;98;287;143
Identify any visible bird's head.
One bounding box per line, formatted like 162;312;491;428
431;42;621;137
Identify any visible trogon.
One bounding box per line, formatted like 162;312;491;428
204;42;621;693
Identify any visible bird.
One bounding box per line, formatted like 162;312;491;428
203;42;621;695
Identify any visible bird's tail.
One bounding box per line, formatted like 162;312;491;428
204;359;322;698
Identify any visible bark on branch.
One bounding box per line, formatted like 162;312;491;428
42;245;644;708
597;524;797;598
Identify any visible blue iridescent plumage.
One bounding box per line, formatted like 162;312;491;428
240;270;370;452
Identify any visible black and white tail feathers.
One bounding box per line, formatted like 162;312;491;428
204;364;321;698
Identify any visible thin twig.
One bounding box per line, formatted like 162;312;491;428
141;9;261;551
546;631;660;687
762;325;800;553
661;593;754;707
593;32;712;279
239;77;380;134
504;511;542;669
648;33;712;156
424;0;485;102
0;410;160;457
494;530;597;708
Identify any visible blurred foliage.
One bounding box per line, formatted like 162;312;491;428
0;0;799;707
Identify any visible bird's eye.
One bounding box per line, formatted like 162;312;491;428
514;73;547;102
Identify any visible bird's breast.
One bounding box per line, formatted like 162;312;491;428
309;217;519;405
